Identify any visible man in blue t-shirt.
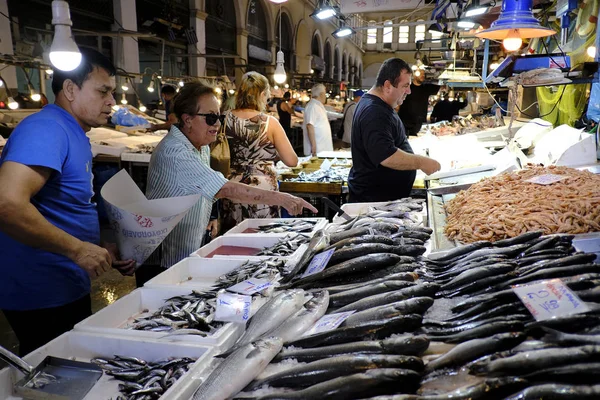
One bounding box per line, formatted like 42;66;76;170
0;48;135;355
348;58;442;202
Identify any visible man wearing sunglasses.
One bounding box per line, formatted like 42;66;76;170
137;83;318;284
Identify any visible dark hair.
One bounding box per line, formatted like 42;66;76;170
283;91;291;100
173;81;216;127
161;85;177;95
51;47;116;96
375;58;412;88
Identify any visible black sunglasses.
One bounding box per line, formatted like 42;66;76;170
197;113;226;126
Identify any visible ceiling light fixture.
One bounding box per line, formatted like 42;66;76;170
333;19;355;38
49;0;82;71
476;0;555;51
464;0;489;17
269;0;288;3
120;93;127;105
273;5;287;84
457;20;476;29
147;80;155;92
139;103;147;112
311;0;337;20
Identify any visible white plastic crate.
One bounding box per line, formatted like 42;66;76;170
224;218;327;236
0;331;215;400
74;287;243;350
144;257;252;289
190;234;305;260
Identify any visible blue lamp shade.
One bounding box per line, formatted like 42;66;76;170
476;0;556;39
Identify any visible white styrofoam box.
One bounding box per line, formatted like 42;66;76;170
0;331;215;400
190;234;304;260
144;257;252;289
91;142;127;157
74;287;243;350
224;218;327;236
121;152;152;163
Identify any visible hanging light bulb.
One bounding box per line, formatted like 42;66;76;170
139;103;147;112
587;46;596;58
274;50;287;84
310;69;315;74
0;79;3;88
7;97;18;110
215;87;222;94
45;68;54;75
112;104;119;111
120;93;128;105
121;81;129;91
178;80;185;87
147;80;155;92
273;85;279;90
49;1;82;71
228;89;235;95
502;30;523;52
284;83;289;89
30;91;41;102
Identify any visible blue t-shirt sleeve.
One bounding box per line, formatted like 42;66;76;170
360;113;398;166
2;119;68;173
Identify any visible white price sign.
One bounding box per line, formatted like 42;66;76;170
302;311;356;336
302;248;335;278
227;278;273;295
512;279;590;321
215;292;252;323
525;174;568;185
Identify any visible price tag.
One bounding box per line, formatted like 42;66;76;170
525;174;568;185
512;279;590;321
302;248;335;278
320;159;333;171
227;278;273;295
215;292;252;323
302;311;356;336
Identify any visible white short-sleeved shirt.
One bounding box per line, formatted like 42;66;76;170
146;126;228;268
302;99;333;156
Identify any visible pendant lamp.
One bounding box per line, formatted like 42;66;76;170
476;0;555;50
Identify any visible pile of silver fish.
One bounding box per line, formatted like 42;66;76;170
257;234;310;257
187;219;600;399
285;167;350;183
92;355;195;399
215;259;287;289
126;291;221;335
256;220;319;234
326;198;426;231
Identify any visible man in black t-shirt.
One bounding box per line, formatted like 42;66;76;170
397;72;440;136
348;58;441;203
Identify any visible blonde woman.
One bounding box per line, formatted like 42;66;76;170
220;71;299;232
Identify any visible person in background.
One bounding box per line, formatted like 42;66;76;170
148;85;177;131
397;70;440;136
220;72;299;233
430;92;468;123
0;48;135;355
137;82;315;285
341;89;364;145
303;83;333;156
348;58;441;203
277;91;294;136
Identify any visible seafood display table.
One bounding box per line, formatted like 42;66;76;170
4;195;600;400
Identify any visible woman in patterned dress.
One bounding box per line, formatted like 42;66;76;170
220;72;299;233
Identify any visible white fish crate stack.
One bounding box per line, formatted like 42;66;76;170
0;331;215;400
143;257;254;290
190;234;308;260
73;287;243;351
224;218;327;236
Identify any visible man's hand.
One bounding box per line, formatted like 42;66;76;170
206;219;219;238
147;124;158;132
70;242;112;278
103;242;136;276
279;193;318;215
420;157;442;175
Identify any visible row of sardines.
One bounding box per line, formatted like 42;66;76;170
3;199;600;400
